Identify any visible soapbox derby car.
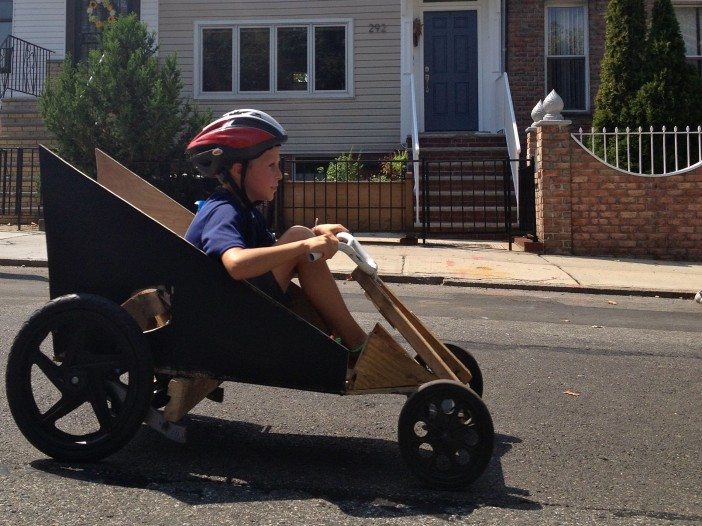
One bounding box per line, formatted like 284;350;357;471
5;147;494;489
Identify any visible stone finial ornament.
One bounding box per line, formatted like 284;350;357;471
531;100;545;125
542;90;565;121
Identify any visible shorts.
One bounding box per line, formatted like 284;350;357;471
247;271;292;308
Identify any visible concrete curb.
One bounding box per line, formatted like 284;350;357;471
331;272;695;299
0;259;48;268
0;260;694;300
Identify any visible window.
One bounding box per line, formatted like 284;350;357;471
546;5;588;111
197;20;351;98
0;0;12;45
675;5;702;77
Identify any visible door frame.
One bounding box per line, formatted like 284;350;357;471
418;3;484;133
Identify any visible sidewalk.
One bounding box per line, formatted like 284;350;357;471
2;229;701;298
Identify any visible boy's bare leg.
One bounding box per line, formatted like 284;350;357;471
271;226;366;349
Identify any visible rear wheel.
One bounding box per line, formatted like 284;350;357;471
5;293;153;461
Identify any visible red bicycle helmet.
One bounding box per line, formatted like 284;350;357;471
187;109;288;180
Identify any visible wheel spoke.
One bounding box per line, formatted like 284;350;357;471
88;379;115;431
41;393;84;426
34;350;65;392
58;324;88;365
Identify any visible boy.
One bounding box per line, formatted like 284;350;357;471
185;109;366;353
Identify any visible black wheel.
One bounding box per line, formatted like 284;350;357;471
5;293;153;461
398;380;494;489
443;343;484;397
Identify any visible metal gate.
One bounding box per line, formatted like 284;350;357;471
420;157;536;243
0;147;41;227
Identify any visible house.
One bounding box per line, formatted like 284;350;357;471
1;0;701;232
6;0;699;145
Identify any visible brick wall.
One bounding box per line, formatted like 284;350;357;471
530;122;702;260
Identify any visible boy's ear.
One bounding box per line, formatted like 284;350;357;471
228;162;242;181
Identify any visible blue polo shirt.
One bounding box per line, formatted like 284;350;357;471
185;189;275;257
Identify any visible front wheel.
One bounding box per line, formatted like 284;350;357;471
5;293;154;461
398;380;494;489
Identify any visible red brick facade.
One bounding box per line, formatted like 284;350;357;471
531;123;702;260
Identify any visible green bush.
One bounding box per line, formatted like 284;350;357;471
39;14;211;184
629;0;702;129
593;0;648;129
377;149;408;181
317;150;364;182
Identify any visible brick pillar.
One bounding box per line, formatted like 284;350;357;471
535;120;573;254
526;127;536;161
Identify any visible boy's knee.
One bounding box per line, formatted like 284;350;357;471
281;225;314;242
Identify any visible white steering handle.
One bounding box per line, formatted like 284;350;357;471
336;232;378;276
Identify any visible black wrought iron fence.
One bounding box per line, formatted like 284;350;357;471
0;147;41;227
518;157;536;238
0;36;53;98
420;158;519;242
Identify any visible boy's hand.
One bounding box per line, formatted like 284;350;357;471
304;233;339;260
312;223;349;238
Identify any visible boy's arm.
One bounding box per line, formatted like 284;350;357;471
221;234;338;280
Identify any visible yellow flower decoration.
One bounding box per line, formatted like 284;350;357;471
87;0;117;30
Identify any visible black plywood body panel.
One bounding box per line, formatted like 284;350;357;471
39;147;348;393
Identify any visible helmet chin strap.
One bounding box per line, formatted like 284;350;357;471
223;160;258;207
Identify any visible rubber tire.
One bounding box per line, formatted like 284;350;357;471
398;380;494;489
443;342;484;397
5;293;153;461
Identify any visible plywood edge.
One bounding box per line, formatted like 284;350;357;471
95;148;195;237
121;288;172;332
348;323;436;392
163;377;222;423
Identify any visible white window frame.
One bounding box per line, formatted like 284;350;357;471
544;2;590;112
674;3;702;74
194;19;354;99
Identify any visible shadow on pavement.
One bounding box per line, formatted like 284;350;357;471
31;415;540;519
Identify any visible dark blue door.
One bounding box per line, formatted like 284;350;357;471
424;11;479;131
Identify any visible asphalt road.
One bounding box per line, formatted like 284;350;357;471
0;267;700;526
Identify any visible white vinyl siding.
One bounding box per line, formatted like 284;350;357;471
12;0;65;58
159;0;401;155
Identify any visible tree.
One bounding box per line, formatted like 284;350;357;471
593;0;648;129
630;0;702;127
39;14;210;183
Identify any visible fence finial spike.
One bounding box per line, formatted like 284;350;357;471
662;125;667;132
626;126;630;132
650;126;654;132
638;126;643;132
686;126;690;132
674;126;678;132
614;127;619;133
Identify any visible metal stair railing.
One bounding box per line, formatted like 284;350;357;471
0;35;54;99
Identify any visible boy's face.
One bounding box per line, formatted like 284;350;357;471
230;146;282;202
